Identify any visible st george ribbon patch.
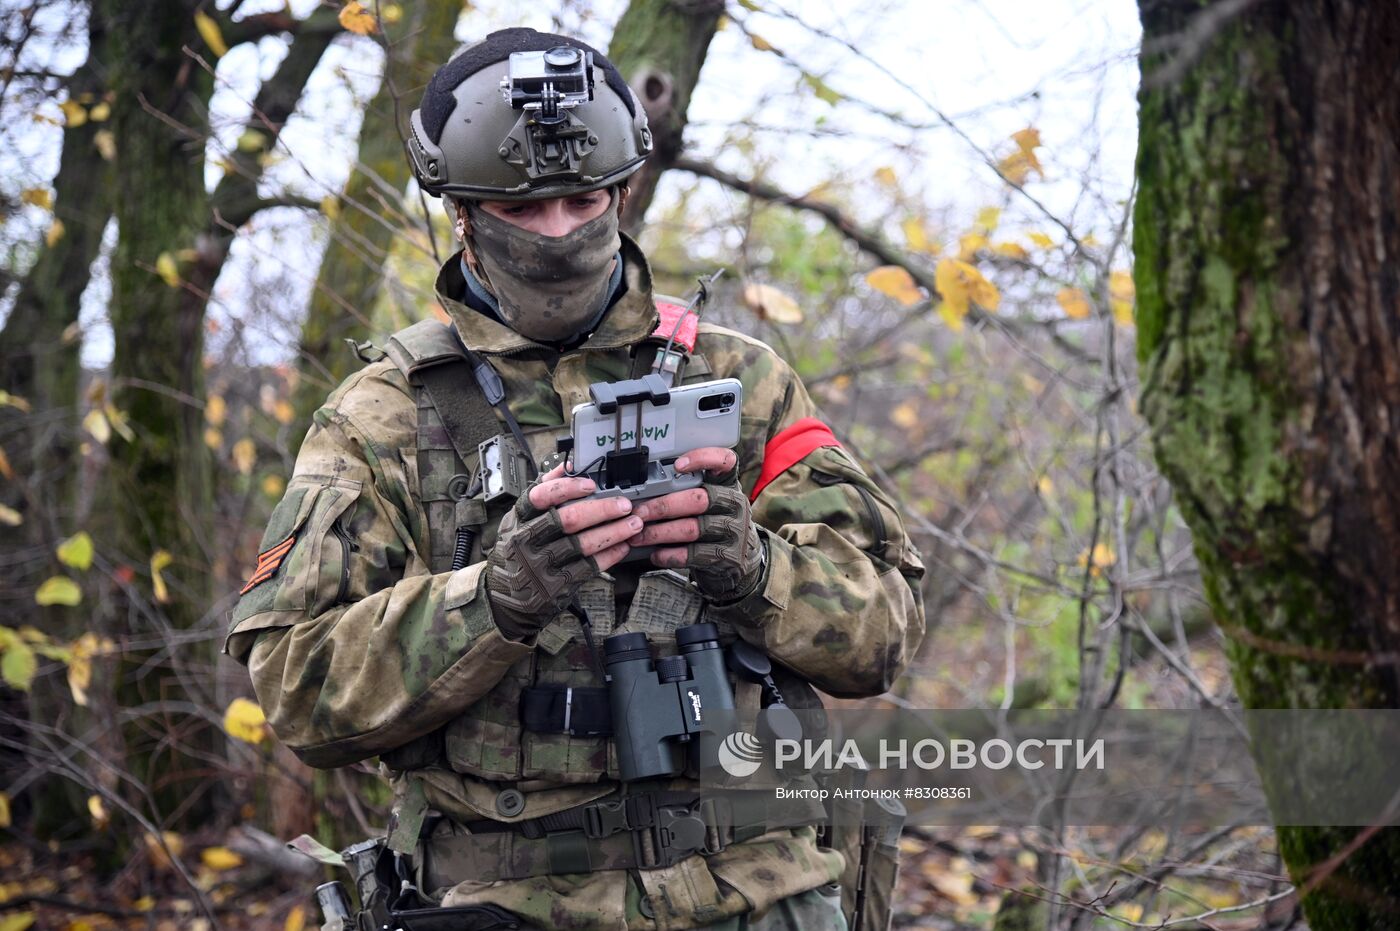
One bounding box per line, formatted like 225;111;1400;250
240;534;296;595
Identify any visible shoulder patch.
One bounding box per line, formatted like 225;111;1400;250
239;533;298;595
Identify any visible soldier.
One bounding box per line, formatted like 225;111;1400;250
227;27;925;931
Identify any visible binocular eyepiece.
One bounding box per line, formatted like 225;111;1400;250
603;622;803;782
604;623;733;782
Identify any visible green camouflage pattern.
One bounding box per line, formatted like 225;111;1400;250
435;826;845;931
225;233;924;927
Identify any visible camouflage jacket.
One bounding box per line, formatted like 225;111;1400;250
226;235;925;929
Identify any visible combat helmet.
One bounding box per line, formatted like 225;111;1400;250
408;28;653;201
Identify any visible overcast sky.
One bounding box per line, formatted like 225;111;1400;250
3;0;1143;367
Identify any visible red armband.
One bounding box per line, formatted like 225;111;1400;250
750;417;841;502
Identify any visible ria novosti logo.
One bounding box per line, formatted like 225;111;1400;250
717;730;764;777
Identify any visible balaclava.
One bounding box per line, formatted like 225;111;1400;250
462;190;623;344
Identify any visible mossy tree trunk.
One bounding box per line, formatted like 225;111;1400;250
0;7;111;610
291;0;463;446
84;1;340;828
1134;2;1400;927
608;0;724;234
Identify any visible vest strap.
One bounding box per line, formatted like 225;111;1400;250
518;685;612;737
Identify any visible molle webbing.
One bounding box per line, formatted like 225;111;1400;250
384;320;499;573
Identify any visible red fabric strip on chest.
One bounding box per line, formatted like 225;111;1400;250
651;300;698;353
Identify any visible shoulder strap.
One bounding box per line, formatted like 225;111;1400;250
384;319;500;474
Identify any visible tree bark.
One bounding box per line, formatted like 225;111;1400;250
291;0;462;445
607;0;725;234
1134;2;1400;927
88;0;340;826
0;8;111;608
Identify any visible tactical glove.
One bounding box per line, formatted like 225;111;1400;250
684;480;765;604
486;495;599;641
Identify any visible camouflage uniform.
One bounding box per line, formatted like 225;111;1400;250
226;234;925;930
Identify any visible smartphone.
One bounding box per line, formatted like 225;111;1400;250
568;378;744;476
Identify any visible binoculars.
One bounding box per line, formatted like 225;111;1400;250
604;621;802;782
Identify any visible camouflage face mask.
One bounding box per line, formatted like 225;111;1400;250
467;194;621;343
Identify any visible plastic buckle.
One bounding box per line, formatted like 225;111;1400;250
582;799;630;839
651;806;711;867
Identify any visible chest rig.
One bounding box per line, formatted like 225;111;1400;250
379;310;744;785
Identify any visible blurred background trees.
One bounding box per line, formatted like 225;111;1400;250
0;0;1393;928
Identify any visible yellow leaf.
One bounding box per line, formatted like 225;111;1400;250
205;394;227;426
993;241;1028;260
935;300;966;332
143;831;185;871
338;1;378;35
740;282;804;323
66;633;107;708
1109;269;1135;303
224;697;268;745
901;217;934;254
35;576;81;607
873;166;898;188
379;3;402;25
56;532;94;571
82;409;110;444
957;233;986;260
93;129;116;161
194;10;229;57
88;101;110;122
261;474;286;498
1057;287;1091;320
865;265;923;307
1026;231;1055;250
87;794;108;828
748;32;776;52
133;895;156;911
284;904;307;931
204;427;223;450
151;549;173;604
45;218;65;247
1077;542;1116;577
232;438;256;476
0;791;9;828
1110;269;1135;326
20;188;52;211
202;846;243;871
801;72;843;106
0;504;21;527
1037;476;1053;496
1081;232;1100;247
236;130;266;153
890;402;919;430
0;391;31;412
1118;904;1144;921
1012;127;1042;151
320;195;341;221
0;913;36;931
155;252;180;287
273;399;296;424
974;206;1001;233
2;641;37;691
60;99;87;128
65;920;95;931
104;403;134;442
936;259;999;312
0;446;12;480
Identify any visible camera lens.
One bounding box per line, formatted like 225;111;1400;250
699;393;735;412
545;47;581;68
